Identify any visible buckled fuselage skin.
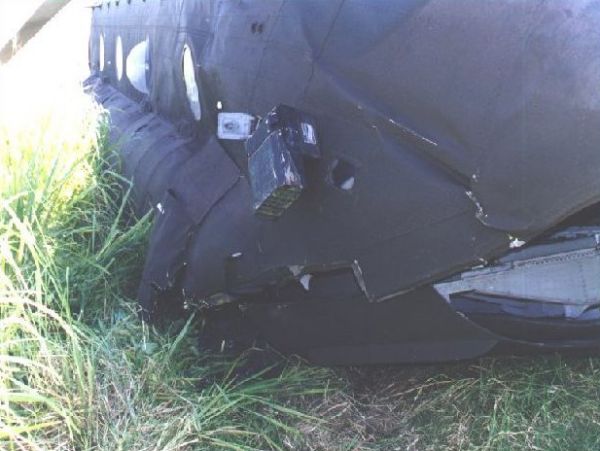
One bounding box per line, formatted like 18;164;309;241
89;0;600;364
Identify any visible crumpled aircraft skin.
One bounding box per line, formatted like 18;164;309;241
87;0;600;364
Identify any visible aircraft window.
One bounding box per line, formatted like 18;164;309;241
99;34;105;72
126;38;150;94
115;36;124;81
182;44;201;121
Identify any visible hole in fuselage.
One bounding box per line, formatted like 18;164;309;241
330;159;356;191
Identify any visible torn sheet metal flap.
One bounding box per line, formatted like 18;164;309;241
138;190;194;319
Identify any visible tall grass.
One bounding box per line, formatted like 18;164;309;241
0;86;102;449
0;75;334;450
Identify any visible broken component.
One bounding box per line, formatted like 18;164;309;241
89;0;600;364
245;105;320;218
435;227;600;343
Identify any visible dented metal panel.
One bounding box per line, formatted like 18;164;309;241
88;0;600;364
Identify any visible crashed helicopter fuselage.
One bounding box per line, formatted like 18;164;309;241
88;0;600;364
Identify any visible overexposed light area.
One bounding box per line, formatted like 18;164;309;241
0;0;43;51
0;1;92;129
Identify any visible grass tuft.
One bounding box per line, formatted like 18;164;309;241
0;66;332;451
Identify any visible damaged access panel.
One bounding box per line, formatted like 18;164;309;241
88;0;600;364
